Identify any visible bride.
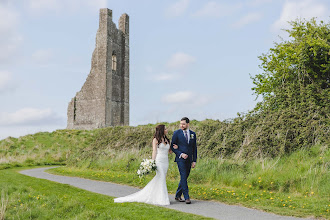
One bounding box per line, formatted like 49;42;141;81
114;124;175;205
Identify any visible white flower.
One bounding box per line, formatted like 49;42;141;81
137;158;157;178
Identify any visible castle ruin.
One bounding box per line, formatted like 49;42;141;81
67;8;129;129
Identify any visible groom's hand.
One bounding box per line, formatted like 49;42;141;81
182;153;188;159
192;162;196;168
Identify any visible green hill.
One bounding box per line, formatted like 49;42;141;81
1;121;329;218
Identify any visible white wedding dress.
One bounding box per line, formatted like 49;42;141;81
114;143;170;205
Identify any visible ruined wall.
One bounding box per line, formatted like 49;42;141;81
67;8;129;129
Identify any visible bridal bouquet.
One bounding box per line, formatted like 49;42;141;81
137;159;157;178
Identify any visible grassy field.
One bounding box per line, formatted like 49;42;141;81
47;144;329;219
0;166;210;220
0;122;329;219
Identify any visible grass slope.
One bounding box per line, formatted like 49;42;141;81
0;166;209;219
0;120;329;218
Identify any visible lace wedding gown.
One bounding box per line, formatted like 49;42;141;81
114;143;170;205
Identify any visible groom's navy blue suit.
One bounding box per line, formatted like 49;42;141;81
171;129;197;200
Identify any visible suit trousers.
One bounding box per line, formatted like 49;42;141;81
175;160;192;200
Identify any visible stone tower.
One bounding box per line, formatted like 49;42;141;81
67;8;129;129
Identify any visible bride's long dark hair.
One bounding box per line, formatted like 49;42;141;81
154;124;170;146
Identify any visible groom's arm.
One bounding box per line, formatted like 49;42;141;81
193;132;197;163
171;132;183;157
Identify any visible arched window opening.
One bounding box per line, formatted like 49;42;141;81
112;52;117;71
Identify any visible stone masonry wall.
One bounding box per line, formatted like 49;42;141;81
67;8;129;129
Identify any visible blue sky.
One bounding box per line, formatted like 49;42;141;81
0;0;329;140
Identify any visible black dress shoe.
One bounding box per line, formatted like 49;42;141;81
175;197;185;202
185;199;191;204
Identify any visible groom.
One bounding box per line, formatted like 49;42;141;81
171;117;197;204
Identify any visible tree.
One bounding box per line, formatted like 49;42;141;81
251;18;330;112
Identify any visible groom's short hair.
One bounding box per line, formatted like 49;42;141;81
181;117;190;123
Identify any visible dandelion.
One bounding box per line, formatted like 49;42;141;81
283;204;286;206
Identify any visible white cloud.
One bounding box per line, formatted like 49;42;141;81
166;52;196;70
165;0;190;17
272;0;328;32
0;3;18;31
162;91;210;106
152;73;177;81
32;49;54;64
163;91;194;104
193;1;242;18
0;108;64;126
232;12;262;28
0;3;22;64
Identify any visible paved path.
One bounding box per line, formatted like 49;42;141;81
19;167;313;220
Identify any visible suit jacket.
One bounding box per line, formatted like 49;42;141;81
171;129;197;163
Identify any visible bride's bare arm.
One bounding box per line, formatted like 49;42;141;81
152;138;158;160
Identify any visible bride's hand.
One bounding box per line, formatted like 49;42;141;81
173;144;178;149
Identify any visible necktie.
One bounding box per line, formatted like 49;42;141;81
184;131;188;143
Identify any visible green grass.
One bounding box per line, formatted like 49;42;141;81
0;120;329;219
0;130;93;169
0;166;210;220
47;144;330;219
